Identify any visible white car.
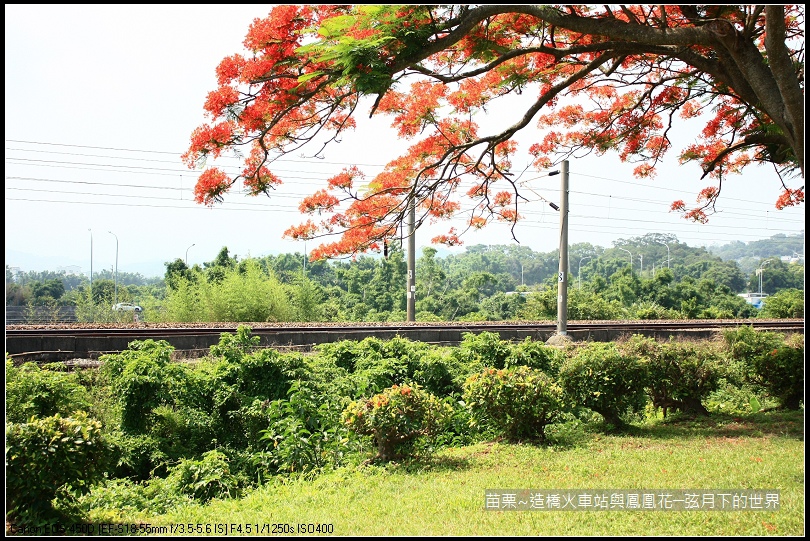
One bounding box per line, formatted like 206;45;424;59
112;302;142;312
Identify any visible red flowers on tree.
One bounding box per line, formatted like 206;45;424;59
184;5;804;258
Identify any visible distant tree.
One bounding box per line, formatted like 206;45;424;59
698;260;747;293
164;258;194;291
204;247;238;284
366;246;407;313
291;275;324;322
5;282;31;306
206;247;238;270
31;279;65;303
415;247;447;315
90;279;116;305
760;288;804;318
748;258;804;294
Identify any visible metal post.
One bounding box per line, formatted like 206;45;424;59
758;259;771;297
407;195;416;322
185;243;195;265
638;254;643;274
618;247;632;270
578;256;591;289
557;160;569;335
108;231;118;305
658;241;671;268
88;229;93;317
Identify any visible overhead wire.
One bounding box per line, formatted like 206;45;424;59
6;139;804;246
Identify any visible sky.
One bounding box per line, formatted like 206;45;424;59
5;5;805;279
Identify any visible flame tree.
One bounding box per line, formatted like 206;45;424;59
183;5;804;259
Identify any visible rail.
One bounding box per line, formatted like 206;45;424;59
5;319;804;363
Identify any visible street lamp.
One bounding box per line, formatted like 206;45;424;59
757;259;772;297
638;254;643;274
108;231;118;305
618;247;632;270
578;256;592;289
185;243;195;265
657;241;671;268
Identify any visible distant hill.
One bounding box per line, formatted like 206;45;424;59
706;232;804;261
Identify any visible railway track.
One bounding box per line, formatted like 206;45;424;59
5;319;804;363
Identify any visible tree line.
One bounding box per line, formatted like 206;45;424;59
6;230;804;322
5;232;805;322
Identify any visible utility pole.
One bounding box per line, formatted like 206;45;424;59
88;229;94;319
557;160;569;336
406;195;416;322
108;231;119;305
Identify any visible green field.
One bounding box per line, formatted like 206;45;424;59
131;411;804;536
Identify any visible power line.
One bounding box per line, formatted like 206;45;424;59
5;139;391;168
7;175;803;231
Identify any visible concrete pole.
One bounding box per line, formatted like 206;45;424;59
88;229;93;319
407;196;416;321
109;231;119;305
557;160;569;335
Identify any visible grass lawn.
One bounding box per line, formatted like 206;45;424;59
134;410;804;536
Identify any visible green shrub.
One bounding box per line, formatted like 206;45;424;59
506;337;562;375
6;360;92;423
343;383;452;461
453;331;513;369
316;337;457;397
6;412;111;526
432;396;477;447
151;405;217;458
720;326;783;365
179;357;242;448
314;339;366;372
101;339;182;433
166;449;243;502
239;349;311;401
704;381;772;415
259;381;358;476
750;340;804;410
416;311;443;322
410;348;458;396
160;261;294;322
463;366;565;442
629;301;675;320
759;288;804;318
107;432;170;481
721;327;803;409
76;477;189;522
620;336;724;416
559;342;648;427
209;324;260;363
